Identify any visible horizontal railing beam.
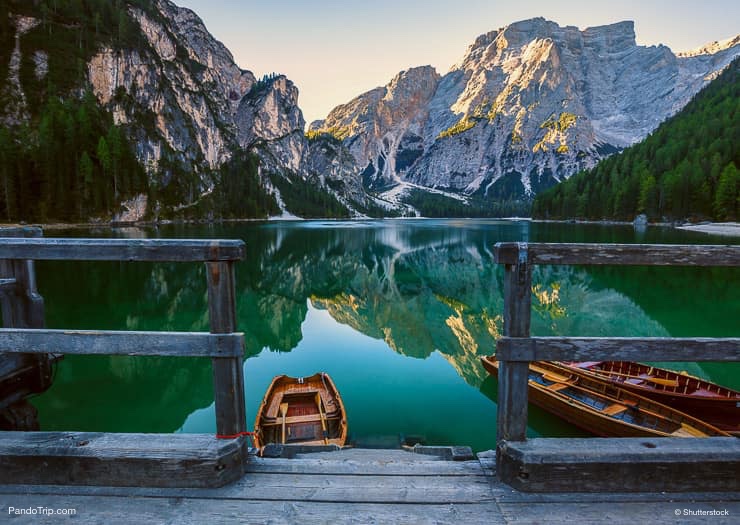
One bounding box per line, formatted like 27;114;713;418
0;238;245;262
494;243;740;267
496;336;740;362
0;328;244;357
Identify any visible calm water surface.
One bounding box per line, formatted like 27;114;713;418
31;220;740;452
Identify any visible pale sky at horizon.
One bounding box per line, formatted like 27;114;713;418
176;0;740;124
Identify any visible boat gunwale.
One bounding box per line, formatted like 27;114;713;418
481;356;730;438
564;360;740;401
253;372;348;450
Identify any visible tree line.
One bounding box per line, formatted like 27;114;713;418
0;91;147;222
533;58;738;222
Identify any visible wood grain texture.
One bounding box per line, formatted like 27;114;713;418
207;261;247;437
496;337;740;362
0;328;244;357
498;437;740;493
497;255;531;444
0;432;245;488
0;238;245;262
0;496;504;525
0;226;50;418
0;447;737;524
494;242;740;266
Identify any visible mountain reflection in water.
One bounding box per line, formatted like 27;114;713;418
31;220;740;451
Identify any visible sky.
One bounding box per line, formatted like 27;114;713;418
176;0;740;125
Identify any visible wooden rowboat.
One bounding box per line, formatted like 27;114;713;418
562;361;740;436
253;372;347;450
480;357;729;438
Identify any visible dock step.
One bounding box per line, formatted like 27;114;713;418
497;437;740;492
0;431;246;488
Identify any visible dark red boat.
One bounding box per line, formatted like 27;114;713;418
480;357;729;438
562;361;740;436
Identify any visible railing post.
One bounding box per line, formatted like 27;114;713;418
0;227;51;429
497;242;531;447
206;261;246;437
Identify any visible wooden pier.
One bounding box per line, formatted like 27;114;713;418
0;229;249;487
493;242;740;493
1;447;739;524
1;233;739;522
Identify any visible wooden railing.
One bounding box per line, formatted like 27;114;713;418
0;230;247;437
493;242;740;444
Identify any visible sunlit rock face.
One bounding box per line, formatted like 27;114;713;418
313;18;739;202
85;0;315;204
310;66;441;190
82;0;374;214
88;1;252;174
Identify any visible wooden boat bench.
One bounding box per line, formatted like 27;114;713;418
261;414;341;426
603;403;629;416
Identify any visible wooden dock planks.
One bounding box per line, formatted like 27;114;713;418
1;448;738;524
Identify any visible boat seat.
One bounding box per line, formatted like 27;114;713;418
262;414;340;426
546;382;570;392
603;403;629;416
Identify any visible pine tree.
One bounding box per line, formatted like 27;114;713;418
714;163;738;220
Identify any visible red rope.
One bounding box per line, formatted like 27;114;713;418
216;431;254;447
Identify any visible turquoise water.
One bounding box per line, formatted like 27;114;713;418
31;220;740;452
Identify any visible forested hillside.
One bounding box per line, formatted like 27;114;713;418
0;0;150;222
0;0;283;222
532;58;739;222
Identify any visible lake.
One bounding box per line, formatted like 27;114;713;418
31;220;740;452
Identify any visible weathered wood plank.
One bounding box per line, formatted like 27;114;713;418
0;226;50;423
207;261;247;438
0;496;505;525
0;328;244;357
496;337;740;362
0;432;245;488
498;437;740;493
494;242;740;267
0;238;245;262
245;456;486;476
0;472;493;503
497;244;531;444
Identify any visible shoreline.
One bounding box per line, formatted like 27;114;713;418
4;218;740;238
674;222;740;238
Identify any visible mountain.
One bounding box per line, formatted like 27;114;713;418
2;5;738;222
311;18;740;211
532;57;739;222
0;0;366;222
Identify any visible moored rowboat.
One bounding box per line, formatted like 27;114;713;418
561;361;740;435
253;372;348;450
480;357;729;438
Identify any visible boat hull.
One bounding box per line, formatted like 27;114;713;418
481;357;729;438
563;361;740;434
253;372;348;450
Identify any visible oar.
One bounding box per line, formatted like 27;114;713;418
583;368;679;387
528;363;572;383
315;393;329;445
279;402;289;444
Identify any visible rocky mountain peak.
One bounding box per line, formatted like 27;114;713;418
677;34;740;57
582;20;636;49
315;17;740;208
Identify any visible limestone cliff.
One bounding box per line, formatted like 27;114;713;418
313;18;740;204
